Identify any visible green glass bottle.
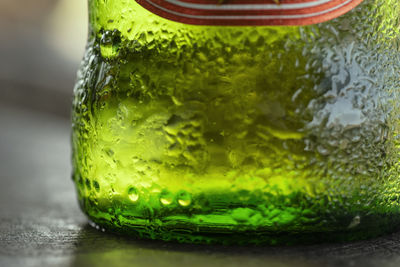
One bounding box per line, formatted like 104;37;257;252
72;0;400;245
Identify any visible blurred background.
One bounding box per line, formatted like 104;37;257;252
0;0;87;117
0;1;89;265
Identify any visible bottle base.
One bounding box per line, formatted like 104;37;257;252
82;209;400;245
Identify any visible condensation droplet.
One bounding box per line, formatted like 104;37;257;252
317;145;330;156
150;184;162;194
93;180;100;192
231;208;255;223
177;191;192;207
128;187;139;202
347;215;361;229
160;190;174;205
85;178;91;190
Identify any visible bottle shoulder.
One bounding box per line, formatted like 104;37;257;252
88;0;399;46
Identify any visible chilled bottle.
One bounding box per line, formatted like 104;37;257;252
72;0;400;244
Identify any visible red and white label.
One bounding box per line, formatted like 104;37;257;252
135;0;364;26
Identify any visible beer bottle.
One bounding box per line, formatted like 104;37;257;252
72;0;400;244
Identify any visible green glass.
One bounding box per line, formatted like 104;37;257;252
72;0;400;245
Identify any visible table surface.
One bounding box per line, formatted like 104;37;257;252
2;104;400;267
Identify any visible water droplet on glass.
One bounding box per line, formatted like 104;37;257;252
93;180;100;192
177;191;192;207
317;145;330;156
160;190;174;205
231;208;255;222
128;187;139;202
85;178;92;190
347;215;361;229
150;184;162;194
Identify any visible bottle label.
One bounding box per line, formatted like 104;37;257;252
135;0;364;26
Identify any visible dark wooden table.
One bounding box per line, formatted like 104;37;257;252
2;103;400;267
